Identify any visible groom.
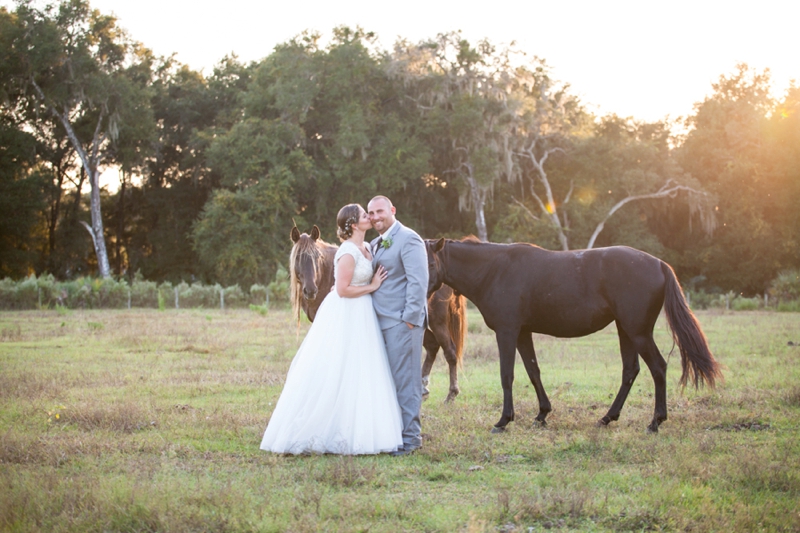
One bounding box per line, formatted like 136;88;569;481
368;195;428;456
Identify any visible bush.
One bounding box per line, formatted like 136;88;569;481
250;284;268;306
686;289;724;310
777;300;800;312
130;279;158;308
732;296;761;311
221;284;247;308
92;277;129;308
268;265;291;303
770;269;800;302
0;275;283;310
175;282;218;308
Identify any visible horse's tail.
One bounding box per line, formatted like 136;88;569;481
661;262;723;388
447;293;467;368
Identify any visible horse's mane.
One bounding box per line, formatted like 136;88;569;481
457;235;540;249
289;234;335;324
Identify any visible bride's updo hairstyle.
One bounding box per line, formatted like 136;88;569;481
336;204;362;242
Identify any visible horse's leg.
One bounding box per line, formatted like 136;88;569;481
599;324;640;427
493;329;518;433
436;327;461;403
633;334;668;433
421;329;439;401
516;331;551;427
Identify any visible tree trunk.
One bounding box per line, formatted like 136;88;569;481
31;78;112;278
473;197;488;243
467;175;489;242
47;164;65;257
522;147;570;250
116;173;126;275
87;166;111;278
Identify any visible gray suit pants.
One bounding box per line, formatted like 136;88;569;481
382;322;424;449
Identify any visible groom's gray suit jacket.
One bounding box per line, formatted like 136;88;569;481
370;221;428;330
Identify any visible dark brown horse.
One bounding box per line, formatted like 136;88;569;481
425;237;722;433
290;226;467;402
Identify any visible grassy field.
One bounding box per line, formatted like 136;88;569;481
1;307;799;532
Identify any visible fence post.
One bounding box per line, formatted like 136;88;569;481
220;287;225;310
174;287;179;309
38;287;42;309
764;292;768;308
726;293;730;310
127;288;131;310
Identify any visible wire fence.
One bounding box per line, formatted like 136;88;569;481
2;273;798;312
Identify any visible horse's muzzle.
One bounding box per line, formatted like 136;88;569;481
303;288;318;300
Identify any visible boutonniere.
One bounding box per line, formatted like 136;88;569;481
381;237;393;250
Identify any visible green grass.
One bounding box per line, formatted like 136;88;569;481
1;308;799;532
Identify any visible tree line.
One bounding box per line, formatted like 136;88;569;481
1;0;798;297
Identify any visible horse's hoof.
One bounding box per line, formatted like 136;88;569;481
596;418;610;427
646;423;659;434
532;419;547;429
491;426;506;434
443;392;458;403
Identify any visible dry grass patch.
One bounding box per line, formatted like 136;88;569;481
60;399;157;433
0;369;65;400
1;308;800;532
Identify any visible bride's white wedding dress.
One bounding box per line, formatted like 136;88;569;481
260;241;403;455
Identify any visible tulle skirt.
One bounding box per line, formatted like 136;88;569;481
260;290;403;455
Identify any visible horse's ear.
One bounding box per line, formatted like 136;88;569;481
434;238;446;252
310;225;320;241
291;226;301;243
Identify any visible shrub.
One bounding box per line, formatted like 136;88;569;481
686;289;724;310
92;278;129;308
770;269;800;301
777;300;800;312
175;281;217;308
221;284;247;308
130;279;158;308
268;265;291;303
157;282;174;311
16;275;40;309
0;276;288;310
250;284;268;306
732;296;761;311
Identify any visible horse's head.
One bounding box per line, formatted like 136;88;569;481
425;238;447;297
290;225;323;301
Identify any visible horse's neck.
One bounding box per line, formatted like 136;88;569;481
320;244;338;287
445;243;495;299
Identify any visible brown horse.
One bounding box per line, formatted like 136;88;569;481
425;237;723;433
290;225;467;402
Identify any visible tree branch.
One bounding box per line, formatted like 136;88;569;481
511;197;539;221
79;220;98;250
586;182;711;249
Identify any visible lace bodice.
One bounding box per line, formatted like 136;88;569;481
334;241;373;287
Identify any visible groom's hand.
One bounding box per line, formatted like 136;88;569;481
406;322;414;329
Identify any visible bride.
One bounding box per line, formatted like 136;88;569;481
260;204;404;455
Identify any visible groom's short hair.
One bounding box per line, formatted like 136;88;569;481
369;195;393;209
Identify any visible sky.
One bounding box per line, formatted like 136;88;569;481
3;0;797;122
73;0;799;124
